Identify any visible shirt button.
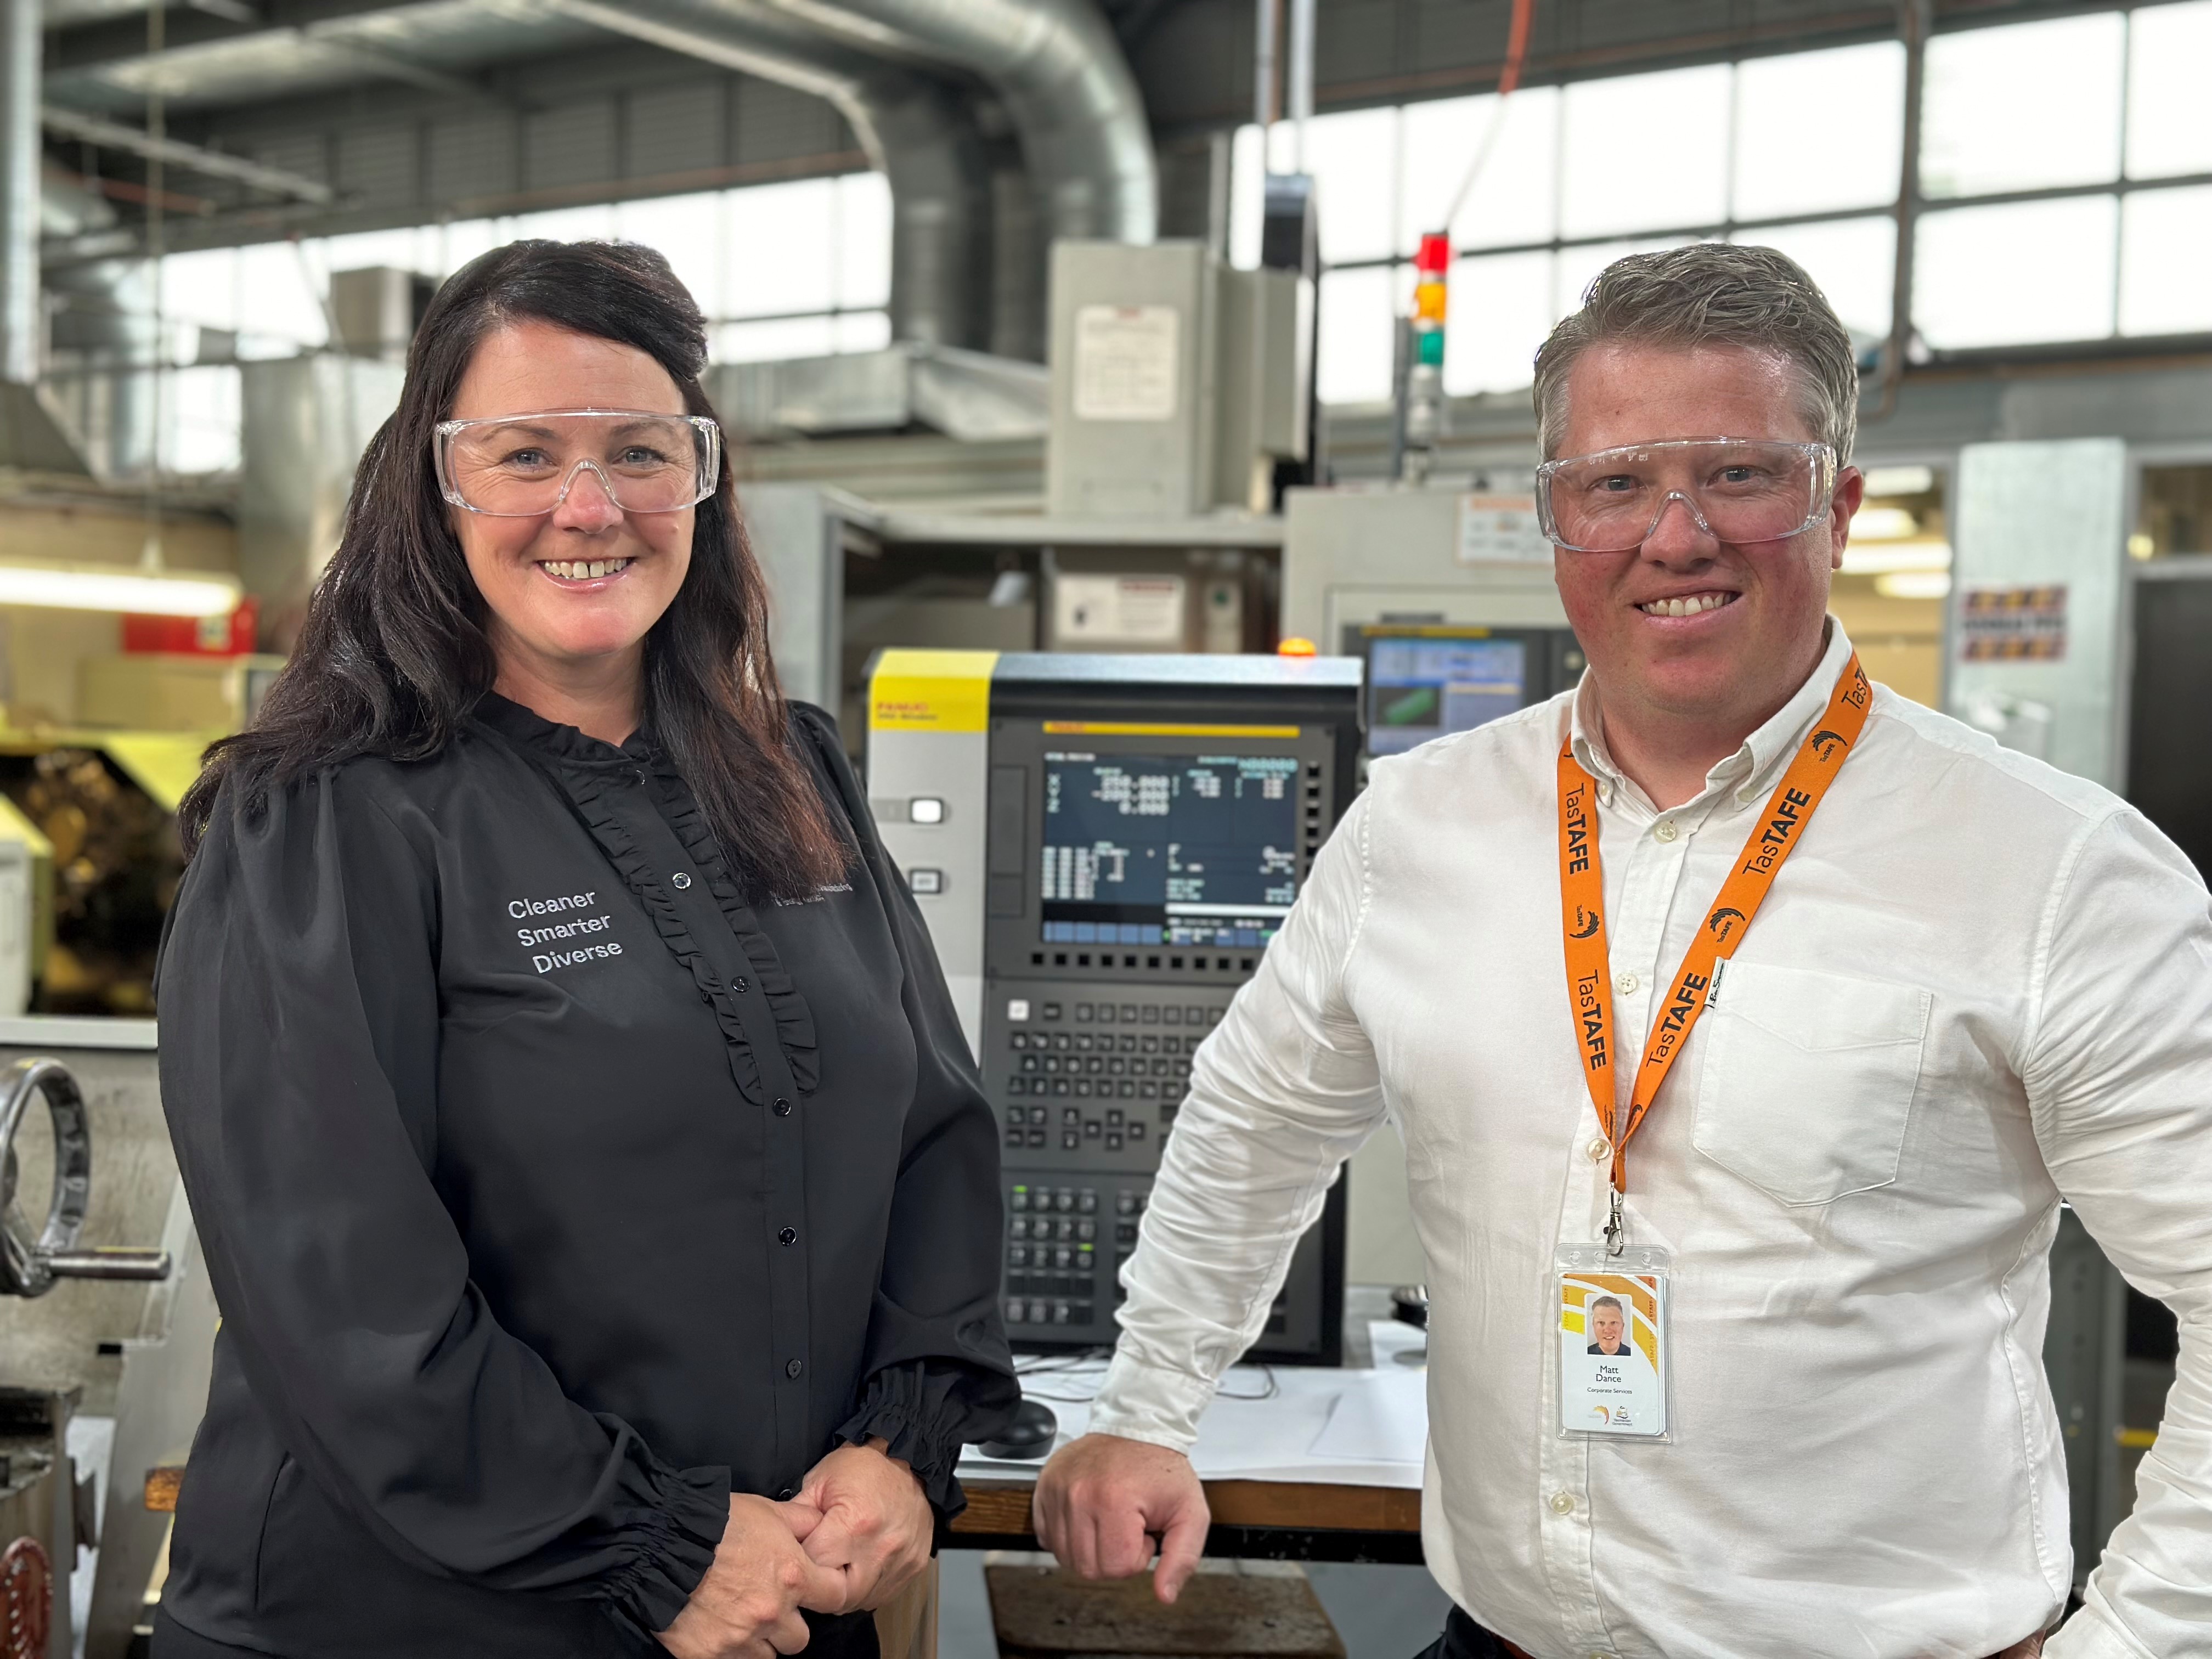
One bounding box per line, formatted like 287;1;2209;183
1586;1136;1611;1164
1614;972;1639;995
1549;1491;1576;1515
773;1097;792;1116
671;871;693;889
778;1227;797;1245
1654;820;1679;843
775;1486;798;1502
786;1359;803;1379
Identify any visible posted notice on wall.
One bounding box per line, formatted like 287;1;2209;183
1053;573;1187;646
1072;304;1180;421
1957;583;2068;662
1457;495;1551;565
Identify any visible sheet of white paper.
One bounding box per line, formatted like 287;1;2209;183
960;1356;1429;1489
1368;1318;1429;1367
1307;1367;1429;1465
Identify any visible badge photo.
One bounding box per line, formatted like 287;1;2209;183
1556;1259;1669;1439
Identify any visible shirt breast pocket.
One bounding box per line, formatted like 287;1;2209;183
1691;962;1931;1207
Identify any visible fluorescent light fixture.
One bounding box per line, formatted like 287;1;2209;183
1842;540;1952;574
0;564;241;616
1875;569;1953;600
1851;506;1921;540
1861;464;1936;496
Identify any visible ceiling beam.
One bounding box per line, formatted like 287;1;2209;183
40;103;337;202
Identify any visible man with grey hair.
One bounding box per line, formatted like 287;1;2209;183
1032;244;2212;1658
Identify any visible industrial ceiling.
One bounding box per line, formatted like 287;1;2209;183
37;0;2143;266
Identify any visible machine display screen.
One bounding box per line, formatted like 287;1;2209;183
1365;634;1530;755
1039;752;1299;949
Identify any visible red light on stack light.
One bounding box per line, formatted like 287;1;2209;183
1414;232;1451;275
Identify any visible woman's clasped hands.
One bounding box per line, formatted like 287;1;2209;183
657;1439;934;1659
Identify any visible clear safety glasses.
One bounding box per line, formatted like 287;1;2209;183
434;409;722;517
1534;438;1838;554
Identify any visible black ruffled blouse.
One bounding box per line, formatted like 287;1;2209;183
151;696;1015;1659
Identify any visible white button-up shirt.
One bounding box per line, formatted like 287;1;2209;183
1089;622;2211;1659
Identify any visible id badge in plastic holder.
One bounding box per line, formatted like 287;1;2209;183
1556;1243;1672;1442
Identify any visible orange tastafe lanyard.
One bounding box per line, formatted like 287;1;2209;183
1559;654;1872;1249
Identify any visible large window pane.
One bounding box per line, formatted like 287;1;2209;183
1304;106;1401;264
1444;250;1554;395
725;179;835;318
2120;185;2212;336
1561;66;1730;239
832;311;893;354
1229;123;1266;269
232;244;329;357
1400;88;1559;252
161;249;240;333
1735;216;1895;345
716;314;836;363
501;205;617;246
1555;236;1698;319
1734;43;1903;219
2128;1;2212;179
1316;266;1397;404
439;219;504;275
165;365;242;475
614;192;723;312
834;172;893;309
1921;15;2124;198
317;225;445;277
1915;196;2118;347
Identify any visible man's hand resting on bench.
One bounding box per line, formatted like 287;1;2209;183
1034;1434;1210;1604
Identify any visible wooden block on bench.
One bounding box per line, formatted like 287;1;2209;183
986;1561;1345;1659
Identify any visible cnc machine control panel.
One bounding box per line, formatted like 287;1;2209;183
975;656;1361;1362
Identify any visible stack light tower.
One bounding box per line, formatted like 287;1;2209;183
1402;231;1451;482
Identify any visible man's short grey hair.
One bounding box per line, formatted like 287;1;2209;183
1532;244;1860;464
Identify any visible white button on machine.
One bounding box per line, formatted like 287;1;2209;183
1549;1491;1576;1515
909;797;946;825
1654;819;1679;843
1586;1136;1611;1164
1007;998;1031;1022
1615;972;1639;995
908;868;945;895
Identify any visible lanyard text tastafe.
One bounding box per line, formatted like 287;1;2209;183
1556;654;1873;1246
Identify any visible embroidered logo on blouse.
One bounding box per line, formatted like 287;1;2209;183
770;882;855;908
509;890;625;974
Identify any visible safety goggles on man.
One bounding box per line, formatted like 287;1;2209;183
434;409;722;517
1534;438;1838;554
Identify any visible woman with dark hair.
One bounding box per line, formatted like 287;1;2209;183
151;238;1016;1659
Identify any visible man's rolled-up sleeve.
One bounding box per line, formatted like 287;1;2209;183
2023;809;2212;1658
1090;793;1390;1450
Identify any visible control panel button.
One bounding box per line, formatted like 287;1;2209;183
1008;998;1030;1022
907;797;945;824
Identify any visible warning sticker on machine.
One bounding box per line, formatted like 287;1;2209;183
1957;584;2068;661
1457;494;1550;564
1073;305;1180;421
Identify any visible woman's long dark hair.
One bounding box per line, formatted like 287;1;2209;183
179;238;848;896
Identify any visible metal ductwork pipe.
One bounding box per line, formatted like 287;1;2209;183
0;0;37;387
41;166;157;478
540;0;992;350
772;0;1157;247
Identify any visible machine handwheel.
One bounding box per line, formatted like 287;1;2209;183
0;1059;92;1300
0;1537;50;1659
